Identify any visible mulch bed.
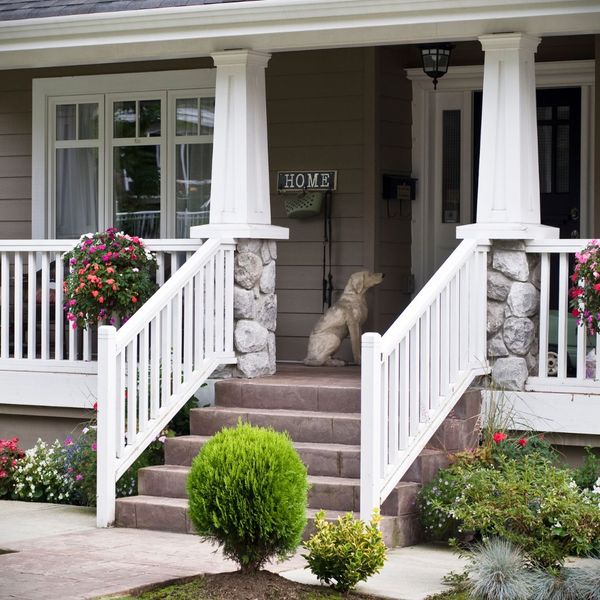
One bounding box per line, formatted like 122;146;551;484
124;570;382;599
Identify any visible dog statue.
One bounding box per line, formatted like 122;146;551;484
304;271;384;367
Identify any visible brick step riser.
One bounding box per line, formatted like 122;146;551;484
138;468;421;516
190;409;360;445
115;500;419;548
165;437;361;479
215;381;361;413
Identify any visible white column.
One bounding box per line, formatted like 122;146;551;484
457;33;558;240
191;50;288;240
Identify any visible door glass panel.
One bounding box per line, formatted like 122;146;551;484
176;98;198;136
78;103;99;140
56;104;76;141
538;124;552;194
442;110;460;224
556;106;570;120
139;99;161;137
537;106;552;121
113;145;161;238
556;124;570;194
113;101;136;138
175;143;212;237
56;147;98;238
199;97;215;135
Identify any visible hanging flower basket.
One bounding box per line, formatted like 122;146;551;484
63;228;157;330
569;239;600;336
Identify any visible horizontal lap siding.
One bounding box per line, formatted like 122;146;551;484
268;49;368;362
375;47;413;333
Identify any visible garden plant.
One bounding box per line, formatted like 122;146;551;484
187;421;308;572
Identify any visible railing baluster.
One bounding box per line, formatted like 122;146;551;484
388;347;400;464
194;271;204;369
14;252;23;359
430;297;440;409
205;256;215;355
150;315;160;419
459;264;469;371
596;333;600;381
409;323;419;437
173;290;183;393
126;340;137;446
54;252;64;360
1;252;10;358
183;280;193;380
27;252;36;359
162;303;172;404
399;336;409;451
117;352;126;457
440;286;450;396
576;322;587;379
156;253;165;286
139;325;149;430
538;253;550;378
224;247;234;355
381;355;389;475
40;252;50;360
449;275;459;381
420;309;430;421
215;248;225;353
557;253;569;379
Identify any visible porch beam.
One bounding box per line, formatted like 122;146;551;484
191;49;288;240
457;33;559;240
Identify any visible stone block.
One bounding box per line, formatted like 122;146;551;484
234;319;268;353
488;332;509;357
487;271;512;301
507;282;539;317
233;285;255;319
491;356;529;390
487;300;505;335
237;351;273;378
234;252;263;289
492;250;529;282
236;239;262;253
260;260;276;294
503;316;535;355
257;293;277;331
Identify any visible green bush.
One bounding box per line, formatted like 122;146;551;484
451;456;600;568
187;422;308;572
574;447;600;491
303;510;387;593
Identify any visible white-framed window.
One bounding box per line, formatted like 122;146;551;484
32;69;216;239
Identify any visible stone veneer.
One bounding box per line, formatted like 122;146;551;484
487;240;541;390
229;238;277;378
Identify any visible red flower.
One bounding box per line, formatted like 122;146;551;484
517;438;527;447
493;432;507;444
131;296;137;303
93;402;98;412
594;283;600;292
572;308;580;318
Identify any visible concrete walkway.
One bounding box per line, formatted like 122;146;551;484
0;500;466;600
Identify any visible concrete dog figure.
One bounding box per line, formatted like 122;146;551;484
304;271;384;367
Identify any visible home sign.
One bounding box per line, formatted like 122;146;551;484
277;170;337;193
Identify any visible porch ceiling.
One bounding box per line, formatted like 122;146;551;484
0;0;598;70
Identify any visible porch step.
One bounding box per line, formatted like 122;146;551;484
165;435;361;478
190;406;361;445
138;465;422;516
114;496;414;547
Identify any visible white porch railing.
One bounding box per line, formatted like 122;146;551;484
0;239;203;373
526;239;600;392
96;237;236;526
360;239;490;520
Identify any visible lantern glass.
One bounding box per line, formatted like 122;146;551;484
420;44;454;89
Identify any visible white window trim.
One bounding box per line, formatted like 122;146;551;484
32;68;216;240
406;60;595;291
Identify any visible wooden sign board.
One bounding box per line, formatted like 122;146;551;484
277;170;337;193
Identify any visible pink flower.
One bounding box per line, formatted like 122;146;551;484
493;432;507;444
131;296;137;303
0;470;6;479
91;442;97;452
75;474;83;481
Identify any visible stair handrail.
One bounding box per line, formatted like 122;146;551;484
97;237;236;527
360;239;490;521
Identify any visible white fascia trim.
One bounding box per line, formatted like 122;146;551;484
0;0;599;60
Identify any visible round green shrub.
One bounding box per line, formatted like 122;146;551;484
187;422;308;572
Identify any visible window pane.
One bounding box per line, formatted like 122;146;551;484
56;147;98;238
538;124;552;194
176;98;198;136
175;143;212;237
78;103;99;140
442;110;460;224
56;104;76;141
199;97;215;135
113;101;136;138
537;106;552;121
556;124;570;193
114;145;161;238
140;99;161;137
557;106;570;120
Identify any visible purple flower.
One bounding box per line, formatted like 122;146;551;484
64;436;73;446
91;442;97;452
75;474;83;481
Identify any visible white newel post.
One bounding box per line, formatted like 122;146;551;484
360;332;382;522
97;325;117;527
457;33;558;241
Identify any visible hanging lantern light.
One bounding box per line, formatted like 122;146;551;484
420;43;455;90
